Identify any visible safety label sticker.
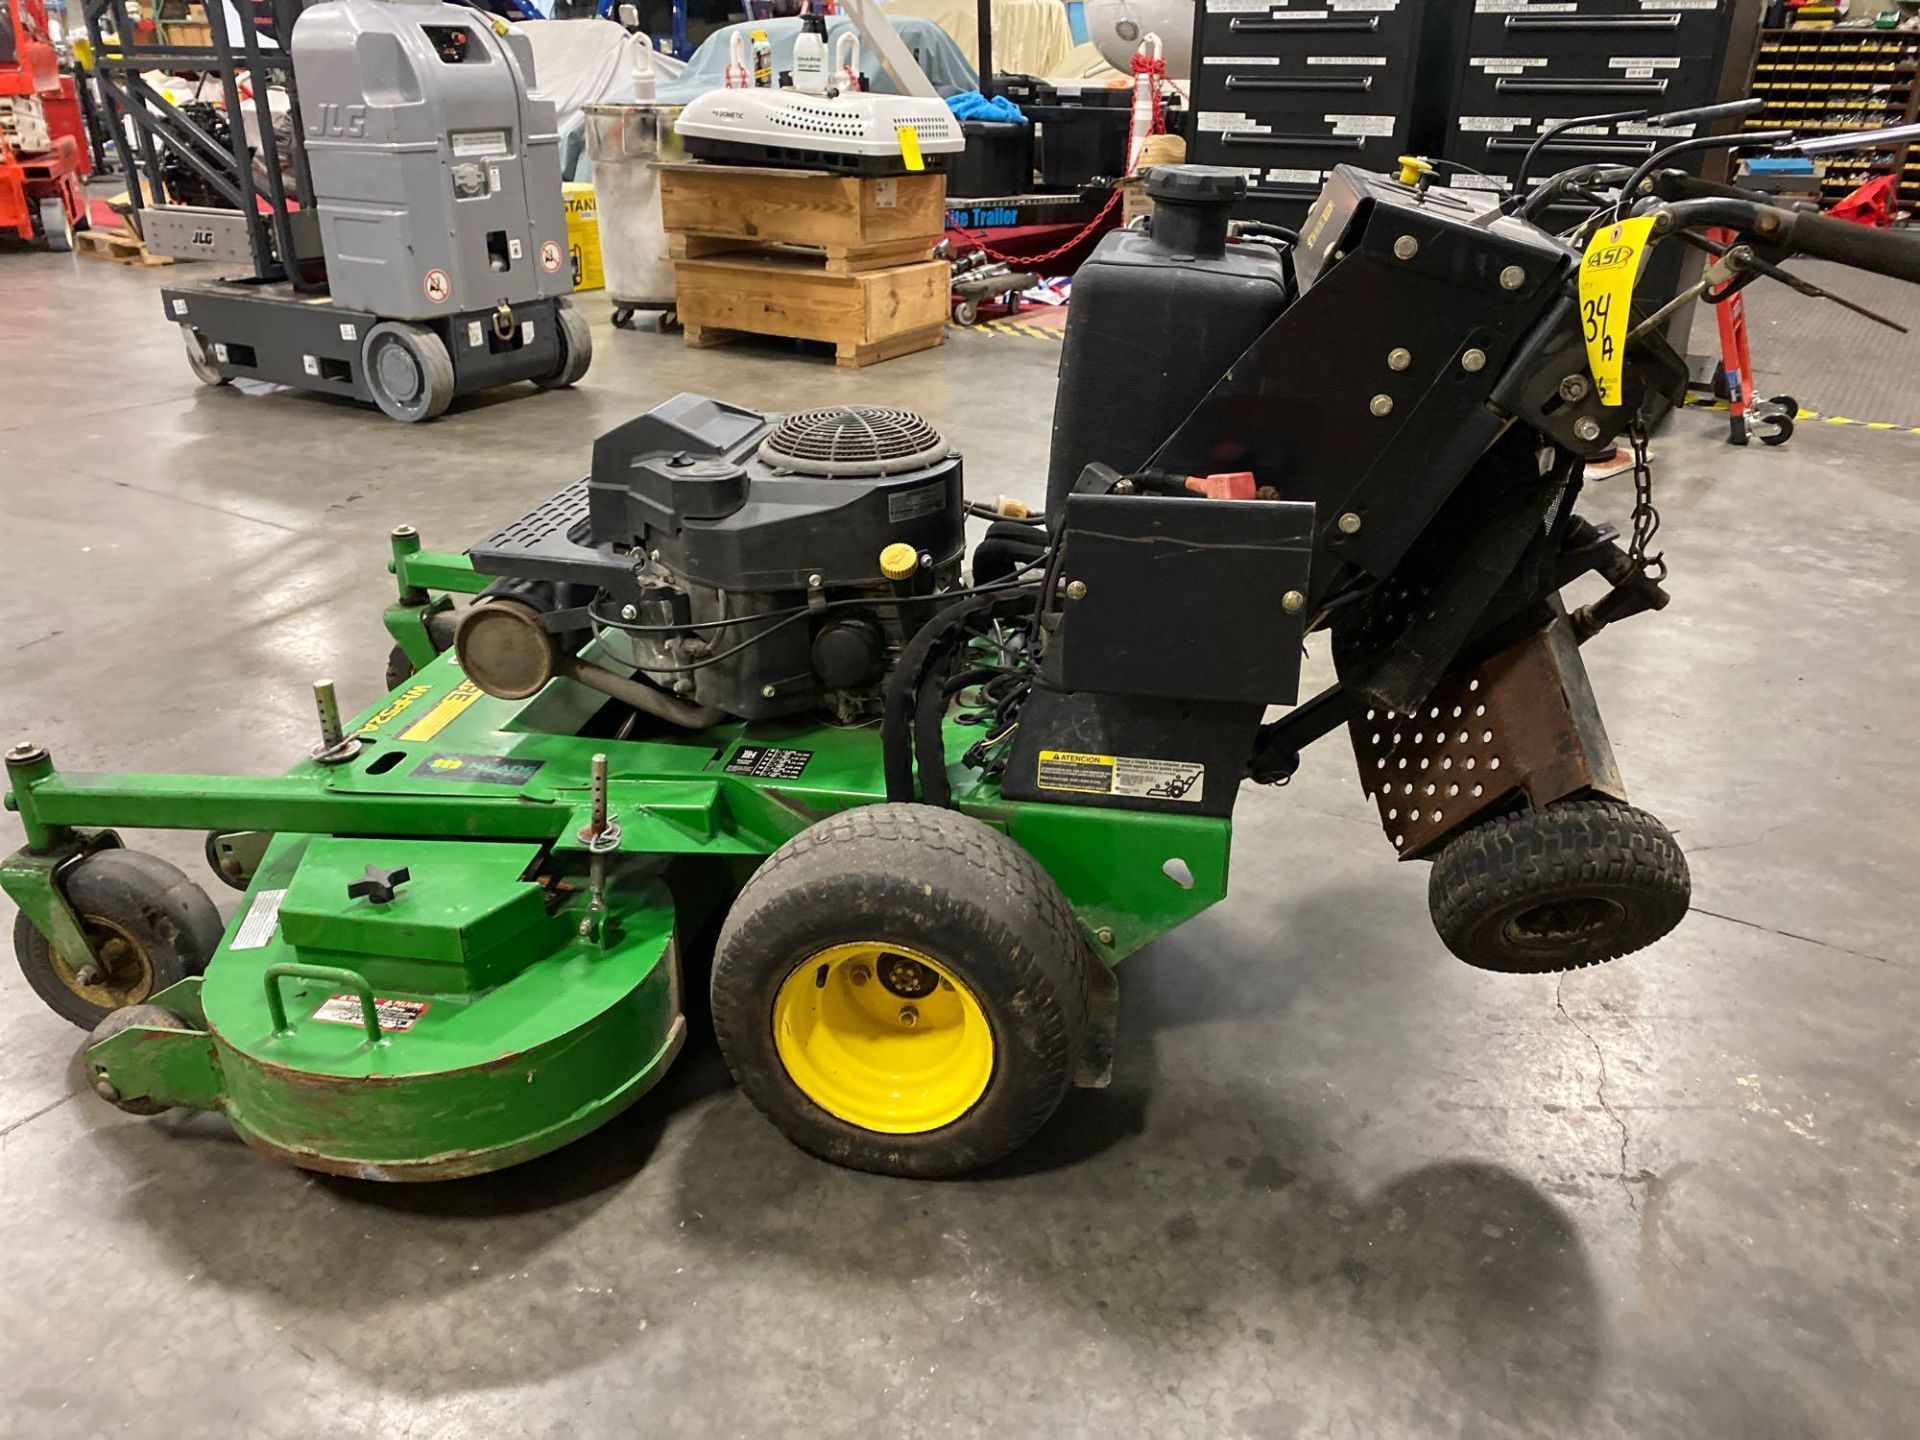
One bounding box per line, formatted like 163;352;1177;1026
398;679;484;741
540;239;562;272
888;484;946;523
423;268;452;304
231;888;289;951
724;745;813;780
313;995;430;1032
1036;751;1205;804
408;753;546;785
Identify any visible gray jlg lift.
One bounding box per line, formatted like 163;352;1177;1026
89;0;589;421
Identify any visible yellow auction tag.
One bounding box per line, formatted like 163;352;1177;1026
895;125;925;172
1578;216;1656;407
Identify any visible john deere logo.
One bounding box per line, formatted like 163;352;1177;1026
429;756;465;771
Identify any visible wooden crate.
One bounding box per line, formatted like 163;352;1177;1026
659;163;946;254
674;252;949;369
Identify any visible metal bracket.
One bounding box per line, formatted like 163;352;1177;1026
0;830;126;976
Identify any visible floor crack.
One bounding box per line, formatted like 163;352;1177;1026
1556;974;1637;1213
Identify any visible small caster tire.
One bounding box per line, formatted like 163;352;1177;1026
13;849;224;1029
363;321;456;422
182;327;230;386
1759;394;1797;447
534;296;593;389
39;197;74;252
204;830;250;891
87;1004;194;1115
951;297;979;327
658;307;681;333
1428;799;1690;975
711;803;1092;1178
383;610;460;692
611;305;636;328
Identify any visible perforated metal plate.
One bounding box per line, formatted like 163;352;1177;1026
1350;618;1625;859
758;406;948;477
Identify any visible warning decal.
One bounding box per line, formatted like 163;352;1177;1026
1036;751;1205;804
313;995;430;1032
423;268;452;304
540;239;563;273
231;888;289;951
398;679;485;742
724;745;813;780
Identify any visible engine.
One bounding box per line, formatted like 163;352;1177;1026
457;394;966;724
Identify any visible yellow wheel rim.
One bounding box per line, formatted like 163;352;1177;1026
772;942;994;1134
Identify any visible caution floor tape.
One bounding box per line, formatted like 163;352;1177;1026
1681;393;1920;436
955;319;1065;341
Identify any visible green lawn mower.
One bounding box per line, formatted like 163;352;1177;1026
12;159;1917;1182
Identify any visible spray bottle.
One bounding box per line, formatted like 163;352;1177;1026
725;30;749;90
750;28;774;88
792;12;829;96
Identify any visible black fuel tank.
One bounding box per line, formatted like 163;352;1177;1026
1044;166;1294;516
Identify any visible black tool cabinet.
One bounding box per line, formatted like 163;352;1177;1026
1188;0;1762;231
1188;0;1444;226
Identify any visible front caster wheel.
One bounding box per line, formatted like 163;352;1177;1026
1427;798;1690;974
87;1004;194;1114
611;305;636;328
383;609;460;692
1758;394;1798;447
12;850;223;1028
182;327;230;386
710;804;1092;1177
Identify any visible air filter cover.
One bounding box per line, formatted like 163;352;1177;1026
759;406;949;478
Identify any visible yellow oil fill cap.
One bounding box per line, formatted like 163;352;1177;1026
1398;155;1435;187
879;543;920;581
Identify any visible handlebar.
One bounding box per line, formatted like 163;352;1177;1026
1652;197;1920;284
1646;96;1767;129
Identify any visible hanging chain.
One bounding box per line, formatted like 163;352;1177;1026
1625;417;1667;583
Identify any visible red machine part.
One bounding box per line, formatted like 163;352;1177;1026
1182;470;1256;500
1;0;92;244
1827;173;1897;229
1;0;62;97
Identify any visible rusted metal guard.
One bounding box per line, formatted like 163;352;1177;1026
1350;617;1624;859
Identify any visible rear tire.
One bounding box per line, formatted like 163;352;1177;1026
710;804;1092;1177
534;297;593;389
1428;799;1689;974
363;321;456;423
13;850;223;1029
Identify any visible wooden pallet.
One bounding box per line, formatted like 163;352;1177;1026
74;227;173;267
673;251;949;369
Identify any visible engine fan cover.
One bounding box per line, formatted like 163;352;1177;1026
759;406;951;478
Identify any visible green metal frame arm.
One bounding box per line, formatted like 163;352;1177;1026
7;771;573;843
393;547;486;598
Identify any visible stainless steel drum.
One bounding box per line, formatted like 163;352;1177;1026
583;102;686;323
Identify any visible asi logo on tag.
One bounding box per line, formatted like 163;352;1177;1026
422;268;452;304
1578;216;1656;408
539;240;563;273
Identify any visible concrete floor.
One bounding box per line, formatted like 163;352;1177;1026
1;250;1916;1440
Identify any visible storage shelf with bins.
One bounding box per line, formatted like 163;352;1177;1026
1747;27;1920;209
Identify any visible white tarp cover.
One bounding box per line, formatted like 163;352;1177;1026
523;18;688;131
